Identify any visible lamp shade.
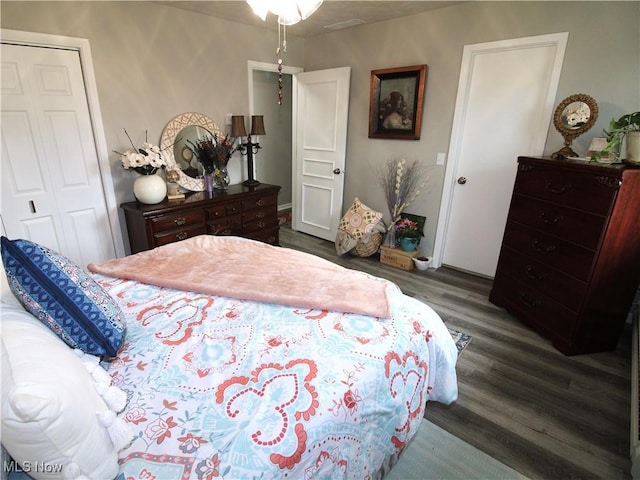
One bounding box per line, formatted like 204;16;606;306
231;115;247;137
250;115;266;136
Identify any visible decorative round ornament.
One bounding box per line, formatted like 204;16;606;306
133;174;167;204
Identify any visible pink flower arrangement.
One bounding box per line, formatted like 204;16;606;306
395;217;423;239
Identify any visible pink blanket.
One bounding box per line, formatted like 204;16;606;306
88;235;391;318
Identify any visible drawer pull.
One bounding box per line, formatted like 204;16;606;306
538;212;563;225
176;232;188;241
531;239;556;254
545;181;571;194
257;221;265;229
520;292;540;309
256;211;265;219
256;199;265;207
525;265;547;281
174;217;186;226
595;176;621;190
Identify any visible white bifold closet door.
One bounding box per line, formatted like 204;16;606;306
1;42;116;268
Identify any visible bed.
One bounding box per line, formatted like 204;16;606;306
1;235;458;480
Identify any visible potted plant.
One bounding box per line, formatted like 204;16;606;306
412;256;432;270
377;157;429;247
590;111;640;164
395;216;424;252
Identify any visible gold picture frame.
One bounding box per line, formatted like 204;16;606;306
368;64;428;140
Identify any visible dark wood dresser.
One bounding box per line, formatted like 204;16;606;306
121;183;281;254
489;156;640;355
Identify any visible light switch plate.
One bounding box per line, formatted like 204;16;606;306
225;113;233;126
436;152;446;165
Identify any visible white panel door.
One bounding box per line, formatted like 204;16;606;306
294;67;350;241
1;43;116;267
434;33;568;278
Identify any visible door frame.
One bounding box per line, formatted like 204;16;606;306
0;28;125;258
247;60;303;215
432;32;568;271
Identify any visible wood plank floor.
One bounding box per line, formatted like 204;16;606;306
279;227;633;480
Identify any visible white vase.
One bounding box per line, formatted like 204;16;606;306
626;131;640;165
133;174;167;204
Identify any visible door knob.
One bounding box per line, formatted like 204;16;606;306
333;168;341;174
457;176;467;185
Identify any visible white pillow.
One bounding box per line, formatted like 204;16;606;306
0;267;20;307
1;303;127;480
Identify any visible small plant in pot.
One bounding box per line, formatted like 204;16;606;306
590;111;640;164
395;215;424;252
413;256;432;270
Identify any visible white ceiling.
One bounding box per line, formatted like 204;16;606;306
155;1;464;38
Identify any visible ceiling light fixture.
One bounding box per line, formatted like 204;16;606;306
247;0;323;104
247;0;323;25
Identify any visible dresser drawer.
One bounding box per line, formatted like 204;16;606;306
509;195;606;249
502;223;596;281
208;216;242;236
206;205;226;219
241;194;277;211
149;210;205;234
247;228;279;245
205;202;242;219
242;208;276;224
496;247;587;311
514;163;619;215
491;270;576;345
243;216;276;233
153;224;207;247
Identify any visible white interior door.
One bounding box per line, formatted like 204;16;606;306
293;67;351;241
433;33;568;278
1;42;117;267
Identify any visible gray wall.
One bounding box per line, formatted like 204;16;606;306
2;1;638;256
0;0;305;208
303;1;639;255
254;70;293;207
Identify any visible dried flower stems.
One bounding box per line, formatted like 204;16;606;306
377;158;427;231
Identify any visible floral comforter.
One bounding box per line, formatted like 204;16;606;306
97;271;458;480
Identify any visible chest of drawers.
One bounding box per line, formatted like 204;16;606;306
489;156;640;355
121;183;281;254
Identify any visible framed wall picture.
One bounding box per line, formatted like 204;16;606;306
368;64;428;140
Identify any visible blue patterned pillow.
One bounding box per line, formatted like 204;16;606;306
1;237;124;357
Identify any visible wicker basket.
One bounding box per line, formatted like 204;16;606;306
349;232;383;257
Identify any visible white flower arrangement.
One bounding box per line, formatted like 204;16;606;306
115;130;165;175
565;106;589;127
377;157;427;231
